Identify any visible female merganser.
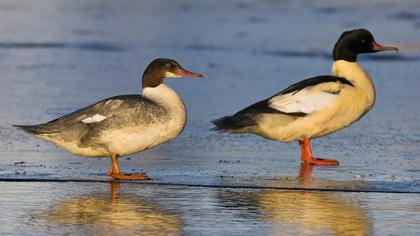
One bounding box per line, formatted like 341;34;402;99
212;29;398;166
15;58;203;180
36;183;181;234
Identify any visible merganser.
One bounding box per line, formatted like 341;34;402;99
14;58;203;180
212;29;398;166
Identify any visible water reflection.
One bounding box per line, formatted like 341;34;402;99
257;191;372;235
34;183;182;235
218;164;373;235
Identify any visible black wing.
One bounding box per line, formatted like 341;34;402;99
211;75;353;131
275;75;353;96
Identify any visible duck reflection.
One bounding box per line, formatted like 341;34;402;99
218;163;372;235
35;182;181;235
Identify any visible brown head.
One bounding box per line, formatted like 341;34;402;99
142;58;203;88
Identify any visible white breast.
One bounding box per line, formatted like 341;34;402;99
142;84;187;132
306;60;376;137
107;84;187;155
332;60;376;111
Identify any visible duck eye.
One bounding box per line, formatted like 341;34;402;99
166;63;176;70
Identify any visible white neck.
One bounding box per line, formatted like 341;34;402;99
140;83;187;147
332;60;376;109
142;84;186;112
332;60;367;82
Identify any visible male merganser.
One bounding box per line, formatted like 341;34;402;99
15;58;203;180
212;29;398;165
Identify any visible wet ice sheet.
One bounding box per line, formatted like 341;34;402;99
1;163;418;194
1;182;419;236
0;0;419;185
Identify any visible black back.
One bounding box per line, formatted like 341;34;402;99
276;75;353;96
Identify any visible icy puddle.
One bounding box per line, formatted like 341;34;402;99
0;181;418;235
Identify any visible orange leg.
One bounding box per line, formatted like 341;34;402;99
107;152;151;180
299;137;339;166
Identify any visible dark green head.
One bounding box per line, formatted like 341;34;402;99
333;29;398;62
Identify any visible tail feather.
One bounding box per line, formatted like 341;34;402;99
13;124;59;135
211;116;238;131
211;115;256;133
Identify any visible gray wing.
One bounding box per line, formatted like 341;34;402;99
15;95;166;136
77;95;169;147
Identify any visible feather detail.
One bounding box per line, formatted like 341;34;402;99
81;114;107;124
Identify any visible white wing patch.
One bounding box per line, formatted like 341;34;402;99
81;114;107;124
268;90;338;114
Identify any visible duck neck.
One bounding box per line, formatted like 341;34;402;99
142;72;164;89
332;60;369;84
332;60;376;107
142;83;186;113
